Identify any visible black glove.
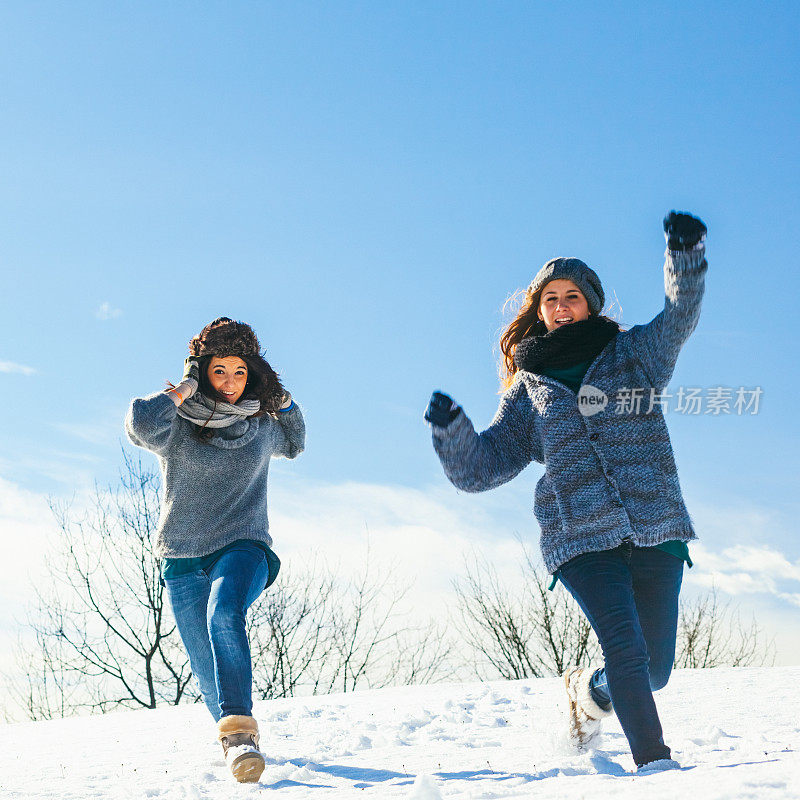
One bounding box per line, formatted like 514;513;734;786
663;211;707;251
424;391;460;428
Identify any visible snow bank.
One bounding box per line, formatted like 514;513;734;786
1;667;798;799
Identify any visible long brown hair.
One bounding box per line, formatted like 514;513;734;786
498;288;547;390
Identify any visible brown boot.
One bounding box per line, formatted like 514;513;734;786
217;715;266;783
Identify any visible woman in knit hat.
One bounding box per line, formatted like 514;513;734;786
126;317;305;783
425;212;707;773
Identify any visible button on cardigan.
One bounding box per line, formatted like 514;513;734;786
432;248;707;574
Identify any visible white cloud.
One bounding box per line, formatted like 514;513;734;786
686;542;800;600
681;498;800;612
0;360;36;376
0;452;98;489
96;301;122;320
0;479;61;680
267;477;800;654
778;593;800;608
2;470;799;688
268;475;533;611
50;400;131;451
53;420;122;446
0;478;61;593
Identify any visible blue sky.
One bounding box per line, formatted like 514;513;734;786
1;1;799;666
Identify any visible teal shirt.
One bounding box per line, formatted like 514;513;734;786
541;359;594;394
162;539;281;588
538;359;693;588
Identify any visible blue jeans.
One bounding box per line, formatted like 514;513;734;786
164;542;270;721
558;542;683;766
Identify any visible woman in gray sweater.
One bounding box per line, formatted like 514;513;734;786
425;212;707;773
126;317;305;783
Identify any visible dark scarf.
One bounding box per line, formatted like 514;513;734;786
513;316;621;373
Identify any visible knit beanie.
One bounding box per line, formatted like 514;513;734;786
528;258;605;316
188;317;261;359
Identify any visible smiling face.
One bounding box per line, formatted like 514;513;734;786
207;356;248;404
537;279;591;332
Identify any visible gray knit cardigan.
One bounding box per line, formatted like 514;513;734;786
125;392;305;558
432;248;707;573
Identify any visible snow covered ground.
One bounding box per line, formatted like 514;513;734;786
2;667;798;799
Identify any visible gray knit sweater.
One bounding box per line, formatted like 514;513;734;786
125;393;305;558
432;248;707;573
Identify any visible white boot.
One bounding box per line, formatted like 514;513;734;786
636;758;681;774
564;666;613;748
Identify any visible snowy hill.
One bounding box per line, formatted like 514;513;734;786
3;668;799;799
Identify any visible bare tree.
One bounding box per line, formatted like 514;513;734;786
453;548;776;680
8;456;461;721
391;620;457;686
675;588;775;668
247;550;456;699
326;550;414;693
10;452;193;720
453;551;597;680
247;557;338;700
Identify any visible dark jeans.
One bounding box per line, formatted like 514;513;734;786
558;542;683;766
163;541;270;721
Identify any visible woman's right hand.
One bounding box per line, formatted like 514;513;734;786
167;358;199;406
424;391;461;428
